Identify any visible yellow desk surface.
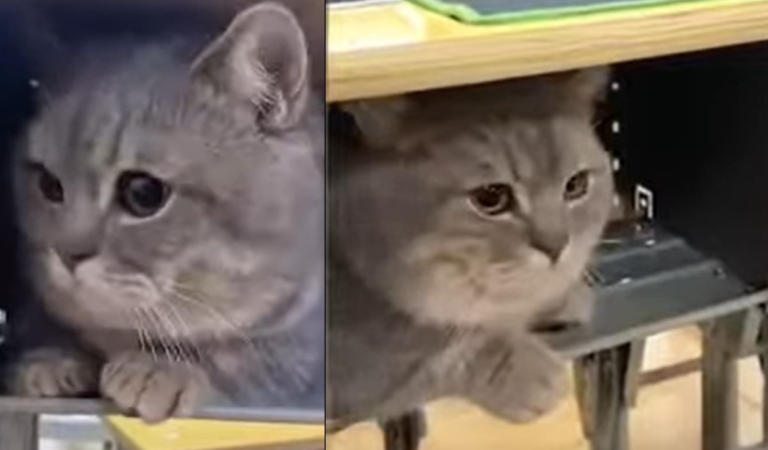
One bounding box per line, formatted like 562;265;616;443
328;0;768;101
105;417;324;450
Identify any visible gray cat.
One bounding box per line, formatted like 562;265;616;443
328;68;614;429
6;2;324;423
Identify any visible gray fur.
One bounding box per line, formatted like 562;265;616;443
329;68;613;427
8;2;323;423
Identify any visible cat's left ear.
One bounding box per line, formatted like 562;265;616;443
191;2;309;130
340;97;412;148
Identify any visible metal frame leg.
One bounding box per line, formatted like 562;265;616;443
757;307;768;448
625;340;646;408
701;311;757;450
378;409;427;450
0;412;38;450
574;343;633;450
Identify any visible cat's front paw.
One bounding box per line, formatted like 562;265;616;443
100;352;209;424
470;337;568;423
8;348;98;397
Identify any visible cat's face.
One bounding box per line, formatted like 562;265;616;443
333;70;613;329
14;3;322;341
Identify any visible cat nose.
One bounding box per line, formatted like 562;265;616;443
531;229;569;263
58;250;97;272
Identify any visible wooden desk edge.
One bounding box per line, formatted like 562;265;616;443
328;0;768;101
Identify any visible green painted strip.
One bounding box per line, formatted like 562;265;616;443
407;0;763;25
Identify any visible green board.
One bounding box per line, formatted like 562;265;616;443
407;0;735;24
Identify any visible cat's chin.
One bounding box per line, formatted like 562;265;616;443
401;303;533;332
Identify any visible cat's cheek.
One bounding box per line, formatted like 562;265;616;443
35;252;85;320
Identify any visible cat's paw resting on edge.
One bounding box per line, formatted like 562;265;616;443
100;352;210;424
9;348;98;398
467;335;568;423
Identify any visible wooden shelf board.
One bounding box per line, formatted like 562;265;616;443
328;0;768;101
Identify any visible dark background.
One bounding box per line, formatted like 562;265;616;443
612;42;768;287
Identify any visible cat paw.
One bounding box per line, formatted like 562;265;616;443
471;337;568;423
500;354;568;422
100;352;209;424
8;348;98;397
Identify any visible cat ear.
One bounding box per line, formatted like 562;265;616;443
340;97;412;148
562;66;611;104
191;2;309;130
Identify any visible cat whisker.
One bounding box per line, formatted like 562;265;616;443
136;303;200;366
129;309;147;353
140;328;155;362
156;301;200;366
164;285;259;358
159;306;195;365
140;305;176;363
168;295;250;353
163;284;307;392
164;301;208;363
153;304;190;364
133;307;159;362
166;283;240;332
166;284;311;393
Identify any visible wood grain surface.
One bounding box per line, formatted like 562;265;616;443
328;0;768;101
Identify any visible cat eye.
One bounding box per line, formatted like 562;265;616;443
116;171;171;218
468;183;515;216
29;163;64;203
564;170;591;202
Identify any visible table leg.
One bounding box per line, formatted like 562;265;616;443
702;312;753;450
758;307;768;448
625;340;646;408
574;343;632;450
0;412;38;450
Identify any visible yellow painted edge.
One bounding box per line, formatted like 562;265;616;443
328;0;768;100
106;416;324;450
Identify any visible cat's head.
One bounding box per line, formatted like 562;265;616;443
334;69;613;329
14;3;323;341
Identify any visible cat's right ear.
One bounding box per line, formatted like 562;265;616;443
191;2;310;130
339;96;412;148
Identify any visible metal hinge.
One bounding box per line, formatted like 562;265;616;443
634;185;655;221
